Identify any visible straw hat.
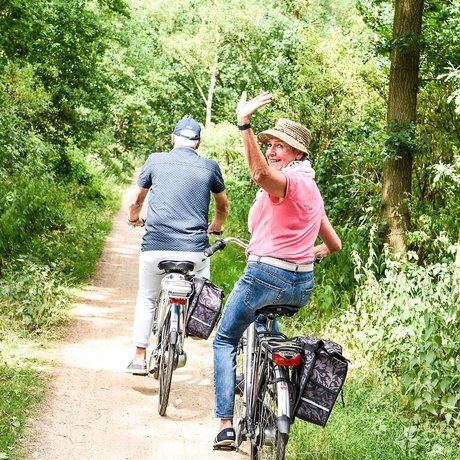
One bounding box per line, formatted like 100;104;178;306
257;118;311;153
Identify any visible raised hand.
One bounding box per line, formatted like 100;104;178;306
236;91;273;124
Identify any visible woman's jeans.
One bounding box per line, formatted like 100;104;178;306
213;261;314;419
132;250;210;348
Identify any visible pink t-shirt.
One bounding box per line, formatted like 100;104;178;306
247;169;324;263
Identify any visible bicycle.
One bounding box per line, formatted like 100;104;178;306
147;233;224;416
147;260;195;415
205;237;306;460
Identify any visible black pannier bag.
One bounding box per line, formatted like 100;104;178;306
185;277;224;340
294;336;349;427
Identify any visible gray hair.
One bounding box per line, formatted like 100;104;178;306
173;134;200;149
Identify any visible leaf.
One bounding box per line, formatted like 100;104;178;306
440;379;449;392
423;391;432;405
414;397;423;411
401;374;413;391
424;404;437;416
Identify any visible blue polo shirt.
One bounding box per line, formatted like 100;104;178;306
137;147;225;252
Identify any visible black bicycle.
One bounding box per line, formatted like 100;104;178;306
205;237;305;460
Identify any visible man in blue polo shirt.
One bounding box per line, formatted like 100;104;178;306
126;117;229;375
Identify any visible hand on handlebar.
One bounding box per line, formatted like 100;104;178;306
126;216;145;227
313;243;331;259
207;222;224;235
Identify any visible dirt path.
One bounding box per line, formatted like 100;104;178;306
25;179;246;460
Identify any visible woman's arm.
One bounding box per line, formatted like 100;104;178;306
236;91;288;197
314;214;342;258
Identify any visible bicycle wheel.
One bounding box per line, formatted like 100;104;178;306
150;293;167;380
234;336;246;447
251;369;288;460
158;311;176;416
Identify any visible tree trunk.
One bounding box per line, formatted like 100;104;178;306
381;0;424;254
205;31;220;130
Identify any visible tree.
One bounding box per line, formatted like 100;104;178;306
381;0;424;253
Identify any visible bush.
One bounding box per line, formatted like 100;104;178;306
0;260;70;332
338;246;460;426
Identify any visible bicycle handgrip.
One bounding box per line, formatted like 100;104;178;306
204;239;227;257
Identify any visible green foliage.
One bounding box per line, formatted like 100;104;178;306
384;120;420;159
0;261;69;332
200;122;258;236
408;155;460;264
339;246;460;427
0;362;48;456
288;369;459;459
0;0;459;456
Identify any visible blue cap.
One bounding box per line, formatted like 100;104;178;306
173;117;201;140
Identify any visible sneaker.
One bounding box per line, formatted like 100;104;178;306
126;359;147;376
213;427;236;449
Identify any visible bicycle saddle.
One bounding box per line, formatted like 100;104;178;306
256;304;299;317
158;260;195;274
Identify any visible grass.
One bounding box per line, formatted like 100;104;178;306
210;241;247;295
0;334;51;460
288;370;405;460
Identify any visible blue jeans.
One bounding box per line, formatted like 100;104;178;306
213;261;314;419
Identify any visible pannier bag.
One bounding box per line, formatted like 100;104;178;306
185;277;224;340
294;336;348;427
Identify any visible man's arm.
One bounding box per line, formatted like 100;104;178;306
208;190;229;233
127;185;149;226
314;214;342;258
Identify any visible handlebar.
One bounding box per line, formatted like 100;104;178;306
204;237;248;258
204;237;324;267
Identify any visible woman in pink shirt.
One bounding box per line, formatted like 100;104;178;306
212;91;341;448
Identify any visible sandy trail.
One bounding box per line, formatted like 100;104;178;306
25;178;246;460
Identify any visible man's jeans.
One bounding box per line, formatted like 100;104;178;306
132;250;210;348
213;260;314;419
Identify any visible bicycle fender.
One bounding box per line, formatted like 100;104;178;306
276;414;291;434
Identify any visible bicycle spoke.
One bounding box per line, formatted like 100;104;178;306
251;370;288;460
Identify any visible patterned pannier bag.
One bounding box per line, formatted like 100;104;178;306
294;336;349;427
185;277;224;340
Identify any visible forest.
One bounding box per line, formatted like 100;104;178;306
0;0;459;458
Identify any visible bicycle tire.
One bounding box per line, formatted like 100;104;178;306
158;312;176;416
234;336;246;447
151;291;168;380
250;368;288;460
